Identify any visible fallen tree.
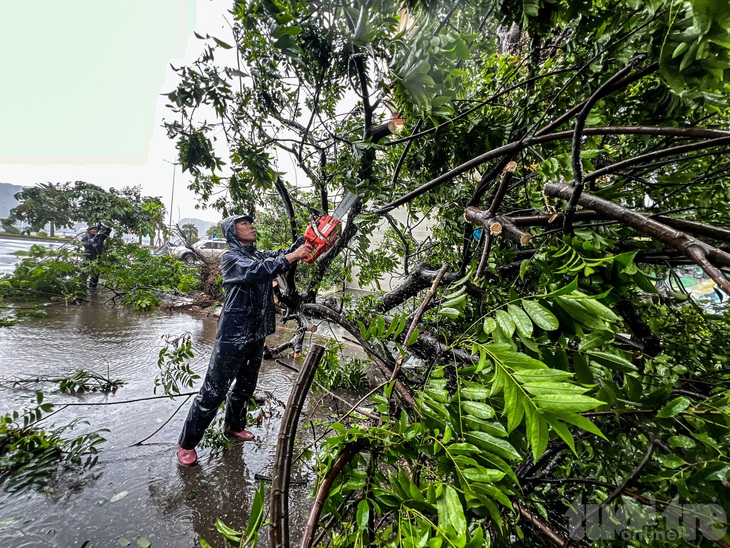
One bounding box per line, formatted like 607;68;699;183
165;0;730;546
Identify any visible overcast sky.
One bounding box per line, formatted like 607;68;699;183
0;0;233;223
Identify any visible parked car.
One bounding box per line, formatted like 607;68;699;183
172;239;227;264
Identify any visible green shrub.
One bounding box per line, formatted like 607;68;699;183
0;392;107;494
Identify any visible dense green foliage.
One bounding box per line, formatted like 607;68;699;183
314;339;370;392
0;392;107;495
163;0;730;545
0;240;201;309
4;181;166;241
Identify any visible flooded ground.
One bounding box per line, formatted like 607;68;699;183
0;294;332;548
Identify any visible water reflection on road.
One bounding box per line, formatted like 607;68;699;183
0;294;317;547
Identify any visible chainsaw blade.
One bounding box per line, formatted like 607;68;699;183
330;191;358;221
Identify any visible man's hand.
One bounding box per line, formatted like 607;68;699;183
286;242;315;263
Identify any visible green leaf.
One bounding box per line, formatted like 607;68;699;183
437;485;467;541
547;411;606;438
555;297;607;329
461;401;496;419
512;369;572;383
491;348;547;370
657;396;691;418
448;442;482;455
109;491;128;503
508;304;533;338
118;539;131;547
525;409;549;460
586;351;636;372
495;309;515;337
546;417;576;453
522;382;589;396
534;394;605;413
439;306;461;319
503;379;525;432
655;453;686;469
668;435;696;449
572;353;594;384
542;277;578;298
356;499;370;530
215;519;243;542
519;260;530;280
578;329;614;351
462;416;509;438
212;37;233;49
461;466;506;483
572;294;620;322
442;294;467;309
521;300;560;331
482;317;497;334
135;538;151;548
464;431;521;460
460;387;490;400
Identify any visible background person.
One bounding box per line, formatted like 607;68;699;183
177;214;313;467
81;222;110;289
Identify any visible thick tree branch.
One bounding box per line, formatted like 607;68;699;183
390;264;449;382
270;344;325;548
544;182;730;293
465;207;532;246
376;263;484;313
566;58;643;233
375;127;730;214
510;210;730;244
514;501;573;547
302;302;417;409
300;444;364;548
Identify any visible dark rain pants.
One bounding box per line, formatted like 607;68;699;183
178;337;265;450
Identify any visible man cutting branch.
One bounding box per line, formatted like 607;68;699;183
177;214;313;466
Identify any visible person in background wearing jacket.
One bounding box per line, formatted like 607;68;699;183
177;214;313;467
81;222;111;289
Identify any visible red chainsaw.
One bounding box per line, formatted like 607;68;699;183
303;192;358;263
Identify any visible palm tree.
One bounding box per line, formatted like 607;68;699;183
181;223;199;243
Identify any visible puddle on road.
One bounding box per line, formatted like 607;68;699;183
0;294;354;547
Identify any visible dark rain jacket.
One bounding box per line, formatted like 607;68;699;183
217;215;303;346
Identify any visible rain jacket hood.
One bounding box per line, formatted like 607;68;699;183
215;216;302;346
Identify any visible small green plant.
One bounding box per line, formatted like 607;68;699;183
314;339;369;391
124;289;160;310
200;415;236;450
200;481;266;548
14;306;48;318
55;369;124;393
0;315;19;327
0;392;107;494
155;333;200;397
0;245;86;300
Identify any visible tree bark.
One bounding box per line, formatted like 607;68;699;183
270;344;325;548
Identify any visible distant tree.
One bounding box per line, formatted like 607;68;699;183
137;197;167;245
8;183;76;237
205;224;223;239
0;218;20;234
181;223;199;243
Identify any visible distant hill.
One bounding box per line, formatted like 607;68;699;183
0;183;25;218
178;217;219;238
